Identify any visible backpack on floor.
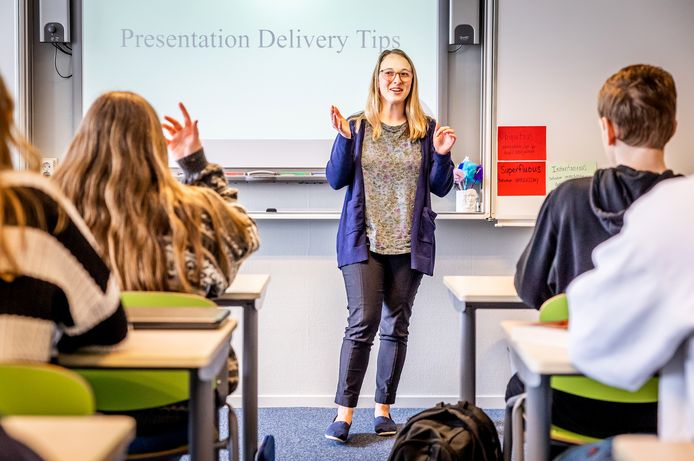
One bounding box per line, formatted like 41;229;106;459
388;401;502;461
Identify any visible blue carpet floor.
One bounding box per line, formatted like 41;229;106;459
182;406;505;461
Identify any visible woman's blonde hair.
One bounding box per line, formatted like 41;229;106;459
356;49;429;141
0;75;53;272
54;91;254;292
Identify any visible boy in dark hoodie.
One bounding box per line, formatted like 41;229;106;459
509;64;681;439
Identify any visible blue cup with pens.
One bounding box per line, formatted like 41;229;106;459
454;157;482;212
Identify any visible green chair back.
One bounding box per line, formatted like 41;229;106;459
538;293;569;323
539;294;658;444
75;291;215;411
540;294;659;403
120;291;216;308
76;369;190;411
0;363;95;415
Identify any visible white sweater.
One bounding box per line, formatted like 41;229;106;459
567;175;694;441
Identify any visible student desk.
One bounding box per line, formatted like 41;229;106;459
443;275;530;403
2;415;135;461
613;434;694;461
58;319;237;461
214;274;270;461
501;320;576;461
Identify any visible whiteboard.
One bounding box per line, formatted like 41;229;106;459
492;0;694;221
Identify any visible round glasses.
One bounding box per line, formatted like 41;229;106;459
379;69;413;82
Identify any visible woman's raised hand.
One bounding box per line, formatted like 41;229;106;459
433;123;457;155
330;105;351;139
163;102;203;160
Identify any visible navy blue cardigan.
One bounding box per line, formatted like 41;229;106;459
326;119;454;276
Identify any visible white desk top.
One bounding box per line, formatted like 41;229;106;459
613;434;694;461
2;415;135;461
223;274;270;301
501;320;577;375
58;319;236;368
443;275;521;303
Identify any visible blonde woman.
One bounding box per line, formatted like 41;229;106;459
0;76;127;362
325;49;456;442
54;92;259;297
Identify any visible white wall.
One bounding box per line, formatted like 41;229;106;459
28;11;537;409
0;1;16;93
236;219;534;409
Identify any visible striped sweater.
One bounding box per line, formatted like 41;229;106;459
0;171;128;362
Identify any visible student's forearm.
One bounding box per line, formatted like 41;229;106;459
57;306;128;353
178;148;239;201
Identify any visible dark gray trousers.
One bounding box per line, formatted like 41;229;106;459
334;252;423;408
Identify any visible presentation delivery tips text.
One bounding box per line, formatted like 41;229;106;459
120;28;401;54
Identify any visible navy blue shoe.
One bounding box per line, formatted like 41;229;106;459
324;418;351;443
374;414;397;436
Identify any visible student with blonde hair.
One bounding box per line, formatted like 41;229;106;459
54;92;259;297
54;91;259;451
325;49;456;442
0;75;127;362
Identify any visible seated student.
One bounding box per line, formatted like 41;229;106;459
55;93;259;298
53;91;259;448
558;175;694;460
509;64;682;438
0;76;127;362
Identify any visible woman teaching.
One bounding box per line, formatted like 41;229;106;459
325;49;456;442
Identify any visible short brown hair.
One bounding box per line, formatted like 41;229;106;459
597;64;676;149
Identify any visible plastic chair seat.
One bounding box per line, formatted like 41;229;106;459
75;291;239;460
503;294;658;461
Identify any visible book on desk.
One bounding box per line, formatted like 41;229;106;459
125;307;230;330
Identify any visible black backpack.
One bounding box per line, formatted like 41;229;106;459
388;401;502;461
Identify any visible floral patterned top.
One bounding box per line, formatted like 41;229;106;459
362;122;422;254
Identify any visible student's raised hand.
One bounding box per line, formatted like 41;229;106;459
330;105;351;139
162;102;203;160
433;123;457;155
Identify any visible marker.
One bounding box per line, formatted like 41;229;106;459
266;208;277;212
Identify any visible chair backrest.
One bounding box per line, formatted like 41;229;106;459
538;293;569;323
76;291;215;411
121;291;217;308
0;363;95;415
539;294;658;403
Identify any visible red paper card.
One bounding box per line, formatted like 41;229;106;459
498;126;546;161
498;162;546;196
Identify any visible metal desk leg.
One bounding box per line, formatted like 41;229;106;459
525;375;551;461
460;305;476;404
243;301;259;461
190;371;216;461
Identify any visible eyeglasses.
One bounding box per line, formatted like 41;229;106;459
379;68;413;82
